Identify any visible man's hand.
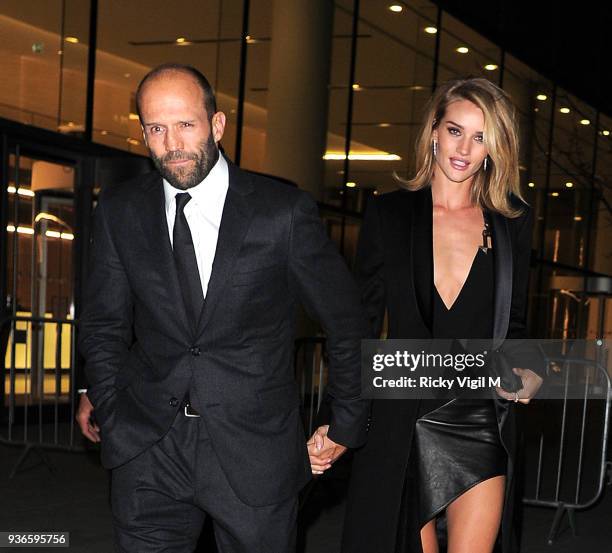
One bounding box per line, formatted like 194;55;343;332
496;367;543;405
307;424;347;475
76;393;100;443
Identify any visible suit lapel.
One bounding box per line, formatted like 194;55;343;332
410;187;434;336
490;211;513;344
195;162;255;337
137;174;191;336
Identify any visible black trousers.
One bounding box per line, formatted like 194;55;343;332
110;409;298;553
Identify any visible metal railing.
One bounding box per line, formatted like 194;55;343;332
1;314;82;478
522;350;611;545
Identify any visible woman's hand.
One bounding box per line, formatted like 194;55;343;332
495;367;543;404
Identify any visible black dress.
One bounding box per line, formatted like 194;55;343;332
412;247;507;527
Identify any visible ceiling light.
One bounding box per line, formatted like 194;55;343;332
580;119;590;125
565;182;574;188
176;37;186;43
352;83;361;90
559;107;570;114
484;64;498;71
424;27;438;34
536;94;547;101
602;130;610;136
64;36;79;44
456;46;469;54
378;123;391;128
528;182;535;188
126;138;140;146
388;4;403;12
346;182;357;188
128;113;139;121
324;152;401;161
574;216;582;221
551;192;559;197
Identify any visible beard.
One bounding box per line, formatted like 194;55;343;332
151;133;219;190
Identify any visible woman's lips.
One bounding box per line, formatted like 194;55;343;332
450;158;470;171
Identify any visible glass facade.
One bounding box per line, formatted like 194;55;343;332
1;0;611;345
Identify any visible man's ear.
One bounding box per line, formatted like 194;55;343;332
140;124;148;148
211;111;226;143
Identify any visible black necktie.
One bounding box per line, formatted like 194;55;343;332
173;193;204;329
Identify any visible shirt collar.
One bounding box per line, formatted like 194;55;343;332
163;151;229;215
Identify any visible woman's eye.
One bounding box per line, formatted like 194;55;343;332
475;135;484;143
448;127;460;135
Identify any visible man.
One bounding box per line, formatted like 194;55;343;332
78;63;368;552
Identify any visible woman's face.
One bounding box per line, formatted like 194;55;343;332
432;99;488;185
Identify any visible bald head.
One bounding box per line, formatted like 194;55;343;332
136;63;217;122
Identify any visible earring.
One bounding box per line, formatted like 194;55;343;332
483;156;488;171
433;140;438;157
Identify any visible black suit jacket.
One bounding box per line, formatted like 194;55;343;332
342;187;535;553
78;161;369;507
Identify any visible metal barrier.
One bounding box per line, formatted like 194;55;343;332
1;314;82;478
294;337;327;436
522;348;611;545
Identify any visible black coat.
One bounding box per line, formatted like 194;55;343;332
78;161;370;508
341;187;534;553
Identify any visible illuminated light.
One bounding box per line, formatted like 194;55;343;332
126;138;140;146
388;4;403;12
57;49;63;55
559;107;570;114
100;130;108;135
528;182;535;188
536;94;547;101
64;36;79;44
123;73;131;78
7;186;35;197
565;182;574;188
574;216;583;221
128;113;140;121
603;130;610;136
580;119;590;125
410;85;426;91
352;83;362;90
176;37;186;43
346;182;357;188
46;230;61;239
424;27;438;34
551;192;559;197
323;152;402;161
484;64;498;71
456;46;469;54
378;123;391;128
373;190;379;195
8;226;35;235
61;232;74;241
6;225;15;232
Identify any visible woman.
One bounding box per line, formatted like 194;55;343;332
340;78;543;553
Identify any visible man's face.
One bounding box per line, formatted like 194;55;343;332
139;72;226;190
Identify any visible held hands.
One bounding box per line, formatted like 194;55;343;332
307;425;347;475
76;393;101;443
496;367;543;405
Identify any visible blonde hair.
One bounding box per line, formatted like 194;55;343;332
401;77;524;217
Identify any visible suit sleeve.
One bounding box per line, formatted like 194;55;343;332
287;191;370;448
504;205;546;378
354;199;387;339
78;193;133;424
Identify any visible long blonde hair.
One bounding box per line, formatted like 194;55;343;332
402;77;524;217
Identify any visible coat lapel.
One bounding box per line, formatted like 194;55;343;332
490;211;513;344
409;187;434;336
137;174;191;337
195;162;255;338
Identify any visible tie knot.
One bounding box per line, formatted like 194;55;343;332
175;192;191;213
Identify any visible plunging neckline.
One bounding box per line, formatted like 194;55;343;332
434;248;483;311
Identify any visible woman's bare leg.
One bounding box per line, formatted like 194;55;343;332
420;519;439;553
446;475;505;553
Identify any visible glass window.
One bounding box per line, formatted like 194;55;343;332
0;0;90;133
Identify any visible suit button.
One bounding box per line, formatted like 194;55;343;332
169;397;179;407
190;346;201;356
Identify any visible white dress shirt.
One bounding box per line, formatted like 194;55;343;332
163;153;229;300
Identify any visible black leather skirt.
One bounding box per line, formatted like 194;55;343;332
412;398;507;526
